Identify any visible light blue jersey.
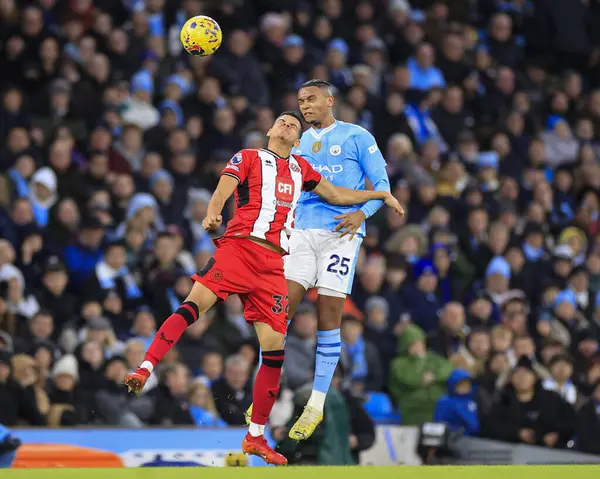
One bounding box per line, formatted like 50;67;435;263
292;120;390;235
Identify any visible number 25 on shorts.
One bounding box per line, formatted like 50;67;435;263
327;254;351;276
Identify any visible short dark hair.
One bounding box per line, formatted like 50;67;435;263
300;79;334;97
301;79;332;90
278;110;303;126
277;110;304;138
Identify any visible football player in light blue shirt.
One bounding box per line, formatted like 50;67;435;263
285;79;399;439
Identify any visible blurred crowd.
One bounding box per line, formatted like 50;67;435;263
2;0;600;464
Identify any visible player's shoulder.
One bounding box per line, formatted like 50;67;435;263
338;121;375;139
291;153;308;166
234;149;261;162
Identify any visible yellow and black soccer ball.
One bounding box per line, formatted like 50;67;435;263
180;15;222;56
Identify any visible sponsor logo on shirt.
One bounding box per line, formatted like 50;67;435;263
368;144;378;154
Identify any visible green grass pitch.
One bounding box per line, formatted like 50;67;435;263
3;466;600;479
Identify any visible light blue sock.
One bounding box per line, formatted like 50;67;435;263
312;328;342;395
256;320;291;371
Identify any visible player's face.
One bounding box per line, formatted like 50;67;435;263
267;115;301;147
297;86;333;125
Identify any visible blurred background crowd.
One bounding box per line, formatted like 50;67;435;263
2;0;600;465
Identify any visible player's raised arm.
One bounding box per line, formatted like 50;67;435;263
312;177;404;215
203;151;249;230
355;130;391;220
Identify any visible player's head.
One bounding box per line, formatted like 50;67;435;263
266;111;303;147
297;79;334;126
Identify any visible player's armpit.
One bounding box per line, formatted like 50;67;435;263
312;177;388;205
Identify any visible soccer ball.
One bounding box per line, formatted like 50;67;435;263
180;15;222;56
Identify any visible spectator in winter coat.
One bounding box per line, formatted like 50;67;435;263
388;325;454;425
575;380;600;455
405;259;442;332
341;314;383;393
434;369;480;436
0;349;45;426
211;355;252;426
284;304;318;391
149;362;194;426
482;356;575;448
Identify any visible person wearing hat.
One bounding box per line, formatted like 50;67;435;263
573;329;600;378
37;256;76;330
405;259;441;332
47;354;87;426
63;215;105;288
389;324;453;425
326;39;352;91
544;244;575;292
542;354;578;406
484;256;511;304
476;151;500;195
482;356;575;447
433;368;480;436
122;70;160;131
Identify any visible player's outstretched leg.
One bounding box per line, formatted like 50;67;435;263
125;282;218;396
289;294;344;440
242;322;287;466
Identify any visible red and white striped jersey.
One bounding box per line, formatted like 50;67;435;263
221;148;322;253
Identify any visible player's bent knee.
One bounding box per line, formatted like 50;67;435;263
254;322;285;350
185;282;219;315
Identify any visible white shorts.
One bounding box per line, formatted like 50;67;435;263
284;229;363;297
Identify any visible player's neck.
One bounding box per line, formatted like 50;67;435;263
311;115;336;130
265;141;292;159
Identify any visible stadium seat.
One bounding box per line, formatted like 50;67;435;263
363;392;402;424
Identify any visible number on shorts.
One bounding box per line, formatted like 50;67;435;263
327;254;351;276
272;294;289;314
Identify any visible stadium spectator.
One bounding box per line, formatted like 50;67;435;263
388;325;453;425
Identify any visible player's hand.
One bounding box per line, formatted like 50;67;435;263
384;193;405;217
333;210;366;240
202;214;222;231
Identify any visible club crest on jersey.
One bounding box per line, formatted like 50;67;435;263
329;145;342;156
230;153;243;165
312;142;322;153
290;162;300;173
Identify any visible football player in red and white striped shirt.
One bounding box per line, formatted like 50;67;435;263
125;111;403;465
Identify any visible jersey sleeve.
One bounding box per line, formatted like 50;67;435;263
295;155;322;192
221;150;252;183
355;130;391;218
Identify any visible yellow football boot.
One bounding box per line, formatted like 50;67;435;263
288;406;323;441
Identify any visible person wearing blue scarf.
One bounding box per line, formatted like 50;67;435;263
28;167;58;228
521;222;546;262
341;315;377;389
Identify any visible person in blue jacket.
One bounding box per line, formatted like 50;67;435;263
433;369;480;436
0;425;21;468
